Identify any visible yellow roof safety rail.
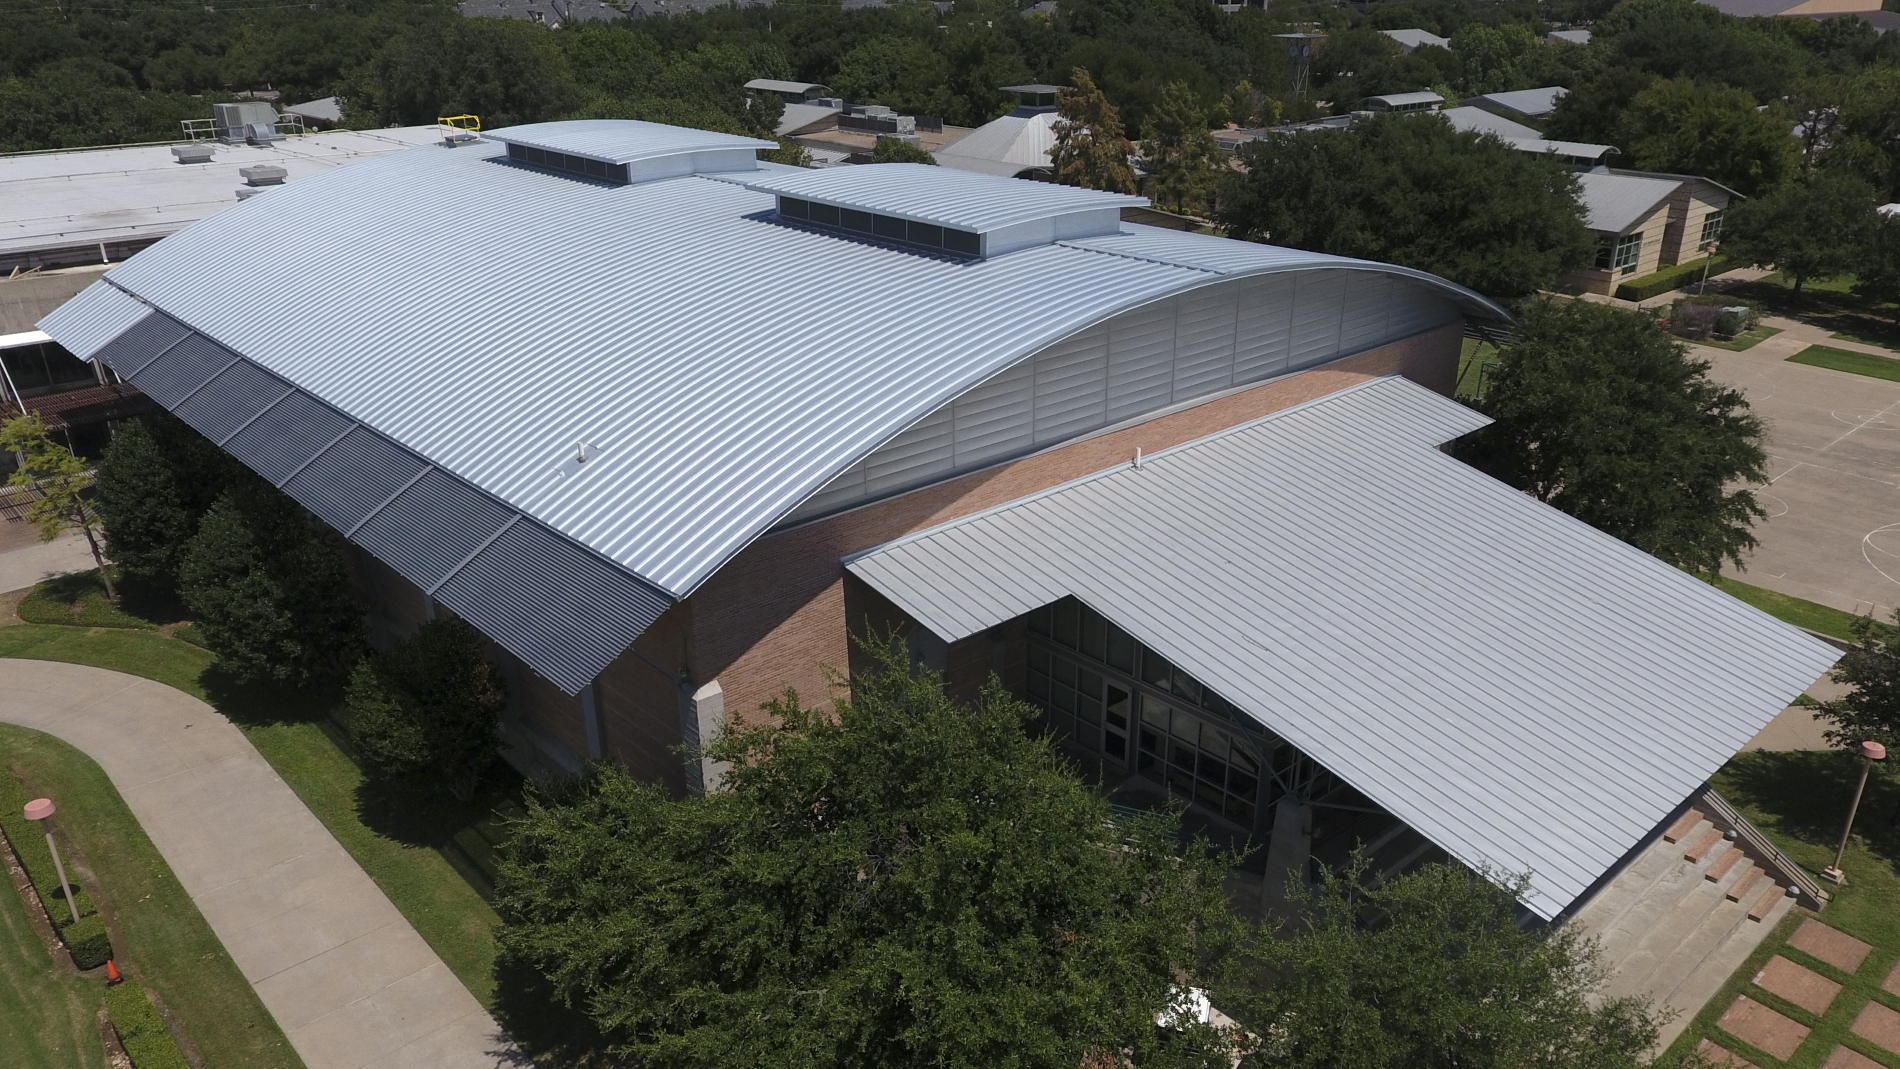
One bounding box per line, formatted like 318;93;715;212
438;114;481;146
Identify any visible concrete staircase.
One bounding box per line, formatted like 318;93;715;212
1568;804;1801;1051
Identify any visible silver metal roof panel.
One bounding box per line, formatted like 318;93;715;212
846;377;1839;918
1441;105;1541;140
35;282;149;358
1479;86;1569;118
1577;170;1682;233
487;120;773;167
741;163;1145;233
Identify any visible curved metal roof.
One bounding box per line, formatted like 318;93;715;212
485;120;774;165
41;123;1507;690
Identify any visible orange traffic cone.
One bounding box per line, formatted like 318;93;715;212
105;959;123;986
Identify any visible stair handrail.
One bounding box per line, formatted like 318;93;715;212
1699;786;1828;910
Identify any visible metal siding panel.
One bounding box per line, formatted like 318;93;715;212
1171;280;1238;399
1232;274;1295;382
789;457;867;521
1288;270;1347;371
352;468;514;589
863;406;953;497
172;360;287;443
1106;299;1175;423
433;520;671;694
225;391;358;485
1338;272;1392;353
951;358;1034;465
88;311;193;378
1386;286;1459;341
844;378;1838;919
1032;325;1108;444
130;334;242;409
281;426;427;532
35;281;150;359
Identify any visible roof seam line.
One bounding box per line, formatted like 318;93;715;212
275;418;361;488
169;355;245;407
122;329;191;379
340;461;433;534
216;387;296;446
427;514;522;597
1053;240;1225;275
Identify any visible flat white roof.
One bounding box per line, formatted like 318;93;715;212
1478;86;1569;118
0;127;442;263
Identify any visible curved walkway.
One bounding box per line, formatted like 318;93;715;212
0;659;523;1069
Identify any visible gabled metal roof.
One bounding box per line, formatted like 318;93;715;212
741;163;1145;232
1577;170;1682;233
845;377;1839;918
1442;105;1541;140
486;120;773;167
935;110;1060;177
1478;86;1569;118
41;122;1507;692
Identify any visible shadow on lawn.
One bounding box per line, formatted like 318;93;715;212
1726;280;1900;348
1718;749;1900;868
492;954;628;1068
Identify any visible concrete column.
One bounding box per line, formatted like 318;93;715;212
1259;798;1312;918
579;681;604;761
679;680;728;794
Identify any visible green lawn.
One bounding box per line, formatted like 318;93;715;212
1694;326;1783;352
1456;338;1499;401
15;570;205;647
0;840;101;1069
0;724;302;1069
1665;750;1900;1068
1788;345;1900;384
1714;576;1864;643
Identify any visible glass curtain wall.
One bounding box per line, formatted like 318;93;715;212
1023;597;1338;835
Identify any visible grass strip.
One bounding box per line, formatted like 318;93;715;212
1712;576;1862;642
1788;344;1900;383
1693;326;1782;352
0;724;303;1069
105;983;192;1069
0;825;101;1069
0;770;110;968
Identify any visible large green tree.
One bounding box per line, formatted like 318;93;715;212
1723;169;1877;293
93;411;249;587
1617;78;1798;196
178;484;363;687
495;639;1238;1069
1143;80;1222;215
344;616;507;800
1457;299;1768;576
1225;860;1660;1069
1818;610;1900;755
1052;67;1138;194
1217;115;1591;300
1855;214;1900;322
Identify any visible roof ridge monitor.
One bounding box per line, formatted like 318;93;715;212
487;120;775;186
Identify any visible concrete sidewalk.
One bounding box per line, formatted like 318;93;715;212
0;659;523;1069
0;529;99;594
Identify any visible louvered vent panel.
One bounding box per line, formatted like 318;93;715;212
1289;270;1348;370
91;313;193;377
173;360;287;443
435;521;673;695
863;407;953;497
1233;274;1296;382
1032;326;1108;444
227;392;357;485
951;359;1034;466
1173;281;1239;399
1106;299;1176;423
130;334;241;408
353;468;513;589
281;426;429;533
1339;272;1393;353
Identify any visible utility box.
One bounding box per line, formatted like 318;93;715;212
171;143;216;164
214;101;278;143
240;163;288;186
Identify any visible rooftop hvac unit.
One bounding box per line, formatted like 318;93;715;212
213;101;279;143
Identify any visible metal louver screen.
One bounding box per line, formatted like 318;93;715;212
85;316;676;694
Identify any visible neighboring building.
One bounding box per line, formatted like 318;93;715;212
0;125;442;273
0;327;150;456
1547;28;1592;44
1570;169;1738;294
1363;91;1445;113
456;0;624;24
284;97;344;128
1698;0;1877;17
1442;106;1618;168
933;86;1065;178
1473;86;1567;120
790;105;972;162
1381;27;1451;51
40;123;1835;1017
745;79;831;104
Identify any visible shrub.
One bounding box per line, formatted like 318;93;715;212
0;776;112;968
1671;302;1725;339
1614;253;1736;301
105;983;193;1069
63;912;113;969
345;617;507;799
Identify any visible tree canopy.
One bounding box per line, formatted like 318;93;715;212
1217;115;1591;299
344;616;507;800
1818;609;1900;756
2;413;116;600
1456;299;1768;577
494;639;1237;1069
1051;67;1138;193
1723;169;1879;292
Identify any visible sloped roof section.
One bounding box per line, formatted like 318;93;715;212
742;163;1144;232
1478;86;1568;117
42;121;1506;692
846;377;1840;919
486;120;773;166
935;110;1060;177
1577;170;1682;233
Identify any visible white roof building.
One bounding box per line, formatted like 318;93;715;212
934;107;1060;178
1381;27;1452;51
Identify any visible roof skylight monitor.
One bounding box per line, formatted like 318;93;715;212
487;120;775;185
743;164;1147;259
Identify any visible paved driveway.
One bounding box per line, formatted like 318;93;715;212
1697;321;1900;620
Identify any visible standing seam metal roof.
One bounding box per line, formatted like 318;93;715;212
39;124;1506;691
845;377;1839;918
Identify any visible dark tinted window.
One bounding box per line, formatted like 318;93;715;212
779;197;810;219
810;201;841;226
873;214;906;240
908;222;943;248
943;229;981;256
840;208;874;233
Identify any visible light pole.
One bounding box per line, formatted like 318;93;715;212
1822;741;1888;885
1697;241;1721;296
23;798;78;924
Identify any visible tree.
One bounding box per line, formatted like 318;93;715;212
495;638;1238;1069
1818;610;1900;756
1824;66;1900;201
1723;170;1877;293
1143;81;1221;215
1855;214;1900;321
1449;22;1537;96
1544;67;1657;146
871;135;936;165
1224;859;1660;1069
1456;299;1768;577
1617;78;1798;197
344;617;507;800
1218;115;1592;300
93;411;254;588
1051;68;1138;194
830;36;951;119
178;483;363;687
1;413;114;600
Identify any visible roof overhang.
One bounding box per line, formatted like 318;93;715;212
845;377;1839;918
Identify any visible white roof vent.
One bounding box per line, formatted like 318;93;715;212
741;164;1147;258
487;120;775;185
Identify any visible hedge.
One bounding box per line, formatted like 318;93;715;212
0;771;113;969
106;983;193;1069
1614;253;1738;302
